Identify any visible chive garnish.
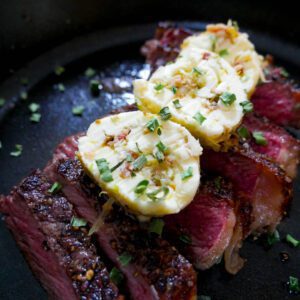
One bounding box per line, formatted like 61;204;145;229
267;230;280;246
96;158;113;182
54;66;65;76
220;92;236;106
110;159;126;172
70;216;87;227
179;234;192;244
154;83;164;91
219;49;229;57
90;79;100;96
20;91;28;100
146;118;160;132
159;107;172;121
181;167;193;180
173;99;182;109
193;112;206;125
289;276;300;292
72;105;85;116
253;131;267;146
135;142;143;153
109;267;124;285
156;141;168;153
118;252;132;267
171;86;177;94
85;67;96;78
57;83;65;92
28;103;40;113
286;234;300;247
30;113;41;123
132;154;147;171
148;218;165;236
240;101;253;113
146;186;169;202
237;126;250;139
193;67;203;75
280;68;289;78
48;182;62;194
134;180;149;194
10;144;23;157
155;150;164;163
0;98;5;107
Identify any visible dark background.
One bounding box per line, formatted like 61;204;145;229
0;0;300;83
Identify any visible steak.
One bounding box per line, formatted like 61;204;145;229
44;136;197;300
240;113;300;178
201;146;293;273
0;171;121;300
164;177;236;270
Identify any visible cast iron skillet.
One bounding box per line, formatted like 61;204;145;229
0;22;300;300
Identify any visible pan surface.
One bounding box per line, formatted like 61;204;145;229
0;22;300;300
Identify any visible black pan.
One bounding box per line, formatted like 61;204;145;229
0;16;300;300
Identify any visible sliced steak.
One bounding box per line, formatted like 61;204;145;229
0;170;121;300
240;113;300;178
164;177;236;270
44;136;197;300
201;146;292;273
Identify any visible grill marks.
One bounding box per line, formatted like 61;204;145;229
0;171;121;300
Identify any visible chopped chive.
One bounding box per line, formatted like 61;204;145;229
156;141;168;153
134;180;149;194
155;150;164;163
132;154;147;171
267;230;280;246
240;101;253;113
109;267;124;286
118;252;132;267
28;103;40;113
289;276;300;292
85;67;96;78
30;113;41;123
210;35;217;52
179;234;192;244
70;216;87;227
10;144;23;157
171;86;177;94
193;112;206;125
253;131;267;146
146;118;160;132
126;153;133;162
20;77;29;86
57;83;65;92
48;182;62;194
54;66;65;76
220;92;236;106
90;79;100;96
181;167;193;180
0;98;6;107
237;126;250;139
154;83;164;91
286;234;300;247
135;142;143;153
280;68;289;78
110;159;126;172
219;49;229;57
148;218;165;236
146;186;169;202
173;99;182;109
72;105;84;116
96;158;113;182
214;176;222;190
157;127;162;136
159;107;172;121
193;67;203;75
20;91;28;100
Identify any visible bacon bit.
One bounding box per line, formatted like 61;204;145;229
120;162;134;178
235;64;244;76
95;119;101;124
104;134;114;144
85;269;94;280
117;128;131;141
202;52;211;60
207;23;238;42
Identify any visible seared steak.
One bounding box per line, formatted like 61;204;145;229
164;177;236;270
44;136;198;300
0;171;121;300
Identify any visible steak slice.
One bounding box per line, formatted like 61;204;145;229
240;113;300;178
0;170;121;300
164;177;236;270
201;146;292;273
44;137;197;300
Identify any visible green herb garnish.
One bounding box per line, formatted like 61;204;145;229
286;234;300;247
146;118;160;132
110;159;126;172
173;99;182;109
54;66;65;76
85;67;96;78
10;144;23;157
109;267;124;285
220;92;236;106
48;182;62;194
171;86;177;94
219;49;229;57
96;158;113;182
267;229;280;246
253;131;267;146
90;79;100;96
132;154;147;171
70;216;87;227
135;142;143;153
148;218;165;236
193;67;203;76
155;150;164;162
156;141;168;153
72;105;85;116
240;100;253;113
193;112;206;125
30;113;41;123
179;234;192;244
57;83;65;92
134;180;149;194
0;98;6;107
146;186;169;202
237;126;250;139
154;83;164;91
159;107;172;121
28;103;40;113
118;252;132;267
20;91;28;100
289;276;300;292
280;68;289;78
181;167;193;180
